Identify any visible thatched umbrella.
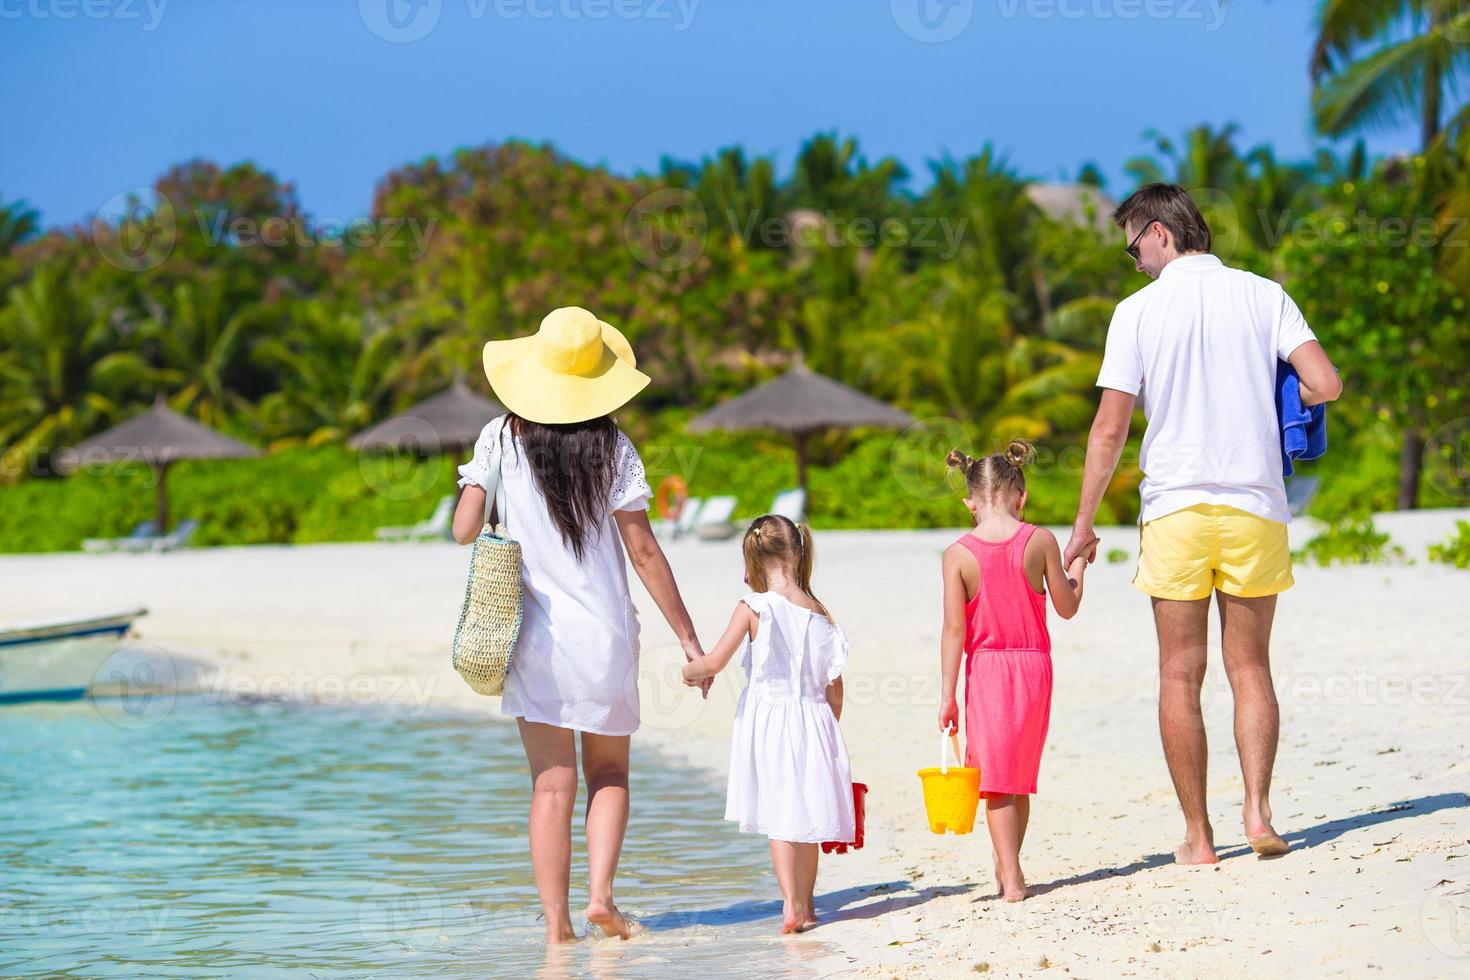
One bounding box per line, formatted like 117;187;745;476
688;357;916;496
1024;182;1118;235
348;378;504;455
70;396;260;533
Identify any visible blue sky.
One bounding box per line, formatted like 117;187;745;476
1;0;1421;228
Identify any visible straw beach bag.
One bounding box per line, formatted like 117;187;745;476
452;418;524;695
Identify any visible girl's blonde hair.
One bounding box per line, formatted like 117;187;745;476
945;438;1035;503
742;514;832;622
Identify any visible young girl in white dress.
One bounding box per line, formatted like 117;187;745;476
681;515;855;935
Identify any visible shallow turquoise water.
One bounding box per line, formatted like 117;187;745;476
0;697;828;978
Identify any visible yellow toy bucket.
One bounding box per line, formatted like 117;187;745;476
917;731;981;834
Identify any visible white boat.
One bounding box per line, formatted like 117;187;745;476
0;609;148;705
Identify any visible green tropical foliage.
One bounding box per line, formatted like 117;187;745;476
1;6;1468;548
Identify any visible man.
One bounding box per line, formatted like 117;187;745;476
1063;184;1342;864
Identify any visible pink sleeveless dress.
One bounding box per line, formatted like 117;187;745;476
956;524;1053;796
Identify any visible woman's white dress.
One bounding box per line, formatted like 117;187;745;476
456;416;652;736
726;592;856;843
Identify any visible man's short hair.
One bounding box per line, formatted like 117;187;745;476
1113;183;1212;253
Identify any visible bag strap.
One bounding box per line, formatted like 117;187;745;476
481;416;509;530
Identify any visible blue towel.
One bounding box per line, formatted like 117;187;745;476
1277;361;1327;477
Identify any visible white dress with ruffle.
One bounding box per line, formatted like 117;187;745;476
456;416;653;736
725;592;856;843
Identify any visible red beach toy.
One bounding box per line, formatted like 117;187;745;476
821;782;868;854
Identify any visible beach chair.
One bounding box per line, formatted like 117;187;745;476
693;496;738;541
375;495;456;542
1286;475;1320;517
652;496;703;540
769;488;807;523
152;519;199;553
82;520;157;554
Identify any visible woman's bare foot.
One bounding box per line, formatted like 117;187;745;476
781;901;811;934
585;898;631;939
545;923;578;944
1173;837;1219;866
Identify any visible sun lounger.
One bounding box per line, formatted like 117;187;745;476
653;496;704;540
151;519;199;553
693;496;738;541
1286;475;1320;517
375;495;456;542
82;521;157;554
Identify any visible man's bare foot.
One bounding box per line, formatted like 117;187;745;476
1173;838;1219;865
1246;831;1290;856
585;899;631;939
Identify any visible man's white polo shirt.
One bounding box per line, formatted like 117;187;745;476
1096;253;1318;525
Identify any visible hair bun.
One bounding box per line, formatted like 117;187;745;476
945;449;971;471
1004;438;1035;469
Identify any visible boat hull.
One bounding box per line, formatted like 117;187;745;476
0;612;146;705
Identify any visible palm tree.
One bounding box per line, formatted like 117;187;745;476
1311;1;1470;508
0;264;154;479
1311;1;1470;153
0;197;40;254
252;301;405;446
141;276;257;428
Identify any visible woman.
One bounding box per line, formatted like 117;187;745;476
451;307;707;944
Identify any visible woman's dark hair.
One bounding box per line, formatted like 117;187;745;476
507;413;619;561
1112;183;1212;253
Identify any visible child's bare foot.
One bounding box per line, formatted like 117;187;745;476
585;898;631;939
1173;836;1219;866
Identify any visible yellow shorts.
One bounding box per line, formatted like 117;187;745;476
1134;504;1294;601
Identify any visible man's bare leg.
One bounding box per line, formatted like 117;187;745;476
1217;590;1288;854
1153;596;1218;865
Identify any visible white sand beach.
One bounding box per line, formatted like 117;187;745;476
4;512;1468;977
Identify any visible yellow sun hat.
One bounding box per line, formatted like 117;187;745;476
481;307;651;424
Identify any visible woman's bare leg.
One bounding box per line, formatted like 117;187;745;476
517;719;578;943
580;731;632;938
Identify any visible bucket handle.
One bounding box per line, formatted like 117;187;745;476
939;729;963;775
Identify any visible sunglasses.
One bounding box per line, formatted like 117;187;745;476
1125;220;1157;261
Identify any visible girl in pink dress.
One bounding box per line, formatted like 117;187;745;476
938;439;1088;902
